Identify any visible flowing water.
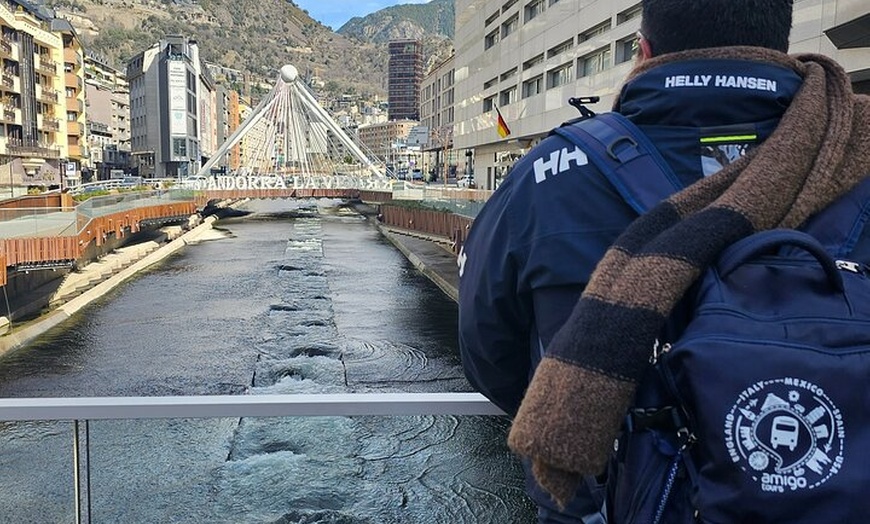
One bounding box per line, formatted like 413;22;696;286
0;199;534;523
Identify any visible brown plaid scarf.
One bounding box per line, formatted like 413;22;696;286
508;47;870;507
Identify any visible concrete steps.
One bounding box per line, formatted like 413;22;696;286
50;241;161;307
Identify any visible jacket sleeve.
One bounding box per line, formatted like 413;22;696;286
458;181;532;417
458;135;640;415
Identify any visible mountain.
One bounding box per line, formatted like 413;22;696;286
337;0;454;43
40;0;455;97
44;0;389;96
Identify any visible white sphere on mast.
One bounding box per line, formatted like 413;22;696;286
280;64;299;84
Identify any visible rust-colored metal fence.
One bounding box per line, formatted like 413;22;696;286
0;201;198;286
379;204;474;255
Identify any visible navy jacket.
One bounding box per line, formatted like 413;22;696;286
458;57;870;418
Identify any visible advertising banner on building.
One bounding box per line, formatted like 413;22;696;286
168;61;187;136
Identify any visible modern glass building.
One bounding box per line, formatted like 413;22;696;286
388;39;423;121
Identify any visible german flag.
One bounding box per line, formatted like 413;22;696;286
495;105;511;139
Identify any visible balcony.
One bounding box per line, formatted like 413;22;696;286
88;121;110;134
67;120;82;136
64;71;80;90
0;38;10;56
38;87;58;104
63;47;82;69
36;56;57;75
42;117;59;131
1;74;13;90
0;106;14;123
6;138;60;158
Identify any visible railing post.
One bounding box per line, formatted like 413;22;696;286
73;419;91;524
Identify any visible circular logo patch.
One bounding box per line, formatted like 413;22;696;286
723;378;844;493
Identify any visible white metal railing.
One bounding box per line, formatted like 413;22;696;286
0;392;504;420
0;393;504;524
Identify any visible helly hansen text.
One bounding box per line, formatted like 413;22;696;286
664;75;777;92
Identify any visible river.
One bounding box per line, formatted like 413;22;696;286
0;199;534;523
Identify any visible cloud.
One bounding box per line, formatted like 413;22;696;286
295;0;432;30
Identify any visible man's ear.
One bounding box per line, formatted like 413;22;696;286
638;35;654;61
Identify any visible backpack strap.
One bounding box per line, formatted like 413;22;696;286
798;177;870;258
552;112;684;215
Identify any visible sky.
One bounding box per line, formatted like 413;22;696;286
294;0;432;31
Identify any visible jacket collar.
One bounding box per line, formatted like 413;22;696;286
615;57;803;128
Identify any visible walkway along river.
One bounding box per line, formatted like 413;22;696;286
0;199;535;523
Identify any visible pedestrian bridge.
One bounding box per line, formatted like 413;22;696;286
195;64;391;185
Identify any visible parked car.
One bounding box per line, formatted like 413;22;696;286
457;177;476;188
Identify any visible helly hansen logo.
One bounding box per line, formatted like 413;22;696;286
664;74;777;93
533;147;588;183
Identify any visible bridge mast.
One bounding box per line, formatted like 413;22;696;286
197;65;385;181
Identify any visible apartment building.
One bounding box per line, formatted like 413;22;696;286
357;119;418;164
388;39;423;121
52;19;86;186
84;51;131;180
126;35;214;178
454;0;870;189
0;0;80;193
198;65;216;170
236;100;265;173
214;84;241;173
420;54;459;179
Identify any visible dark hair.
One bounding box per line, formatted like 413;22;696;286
640;0;793;55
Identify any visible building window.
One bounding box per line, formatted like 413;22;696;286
549;0;560;5
483;94;496;113
500;67;518;81
522;75;543;98
442;70;454;87
523;53;544;71
485;28;500;50
173;137;187;157
616;36;639;64
502;0;518;13
524;0;545;22
484;76;498;90
485;10;500;26
618;3;642;24
579;20;612;42
547;38;574;58
501;14;519;38
547;62;574;88
500;86;517;106
578;46;612;77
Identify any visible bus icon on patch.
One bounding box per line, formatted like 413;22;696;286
770;415;800;451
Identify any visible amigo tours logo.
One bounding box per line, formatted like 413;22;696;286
724;377;845;493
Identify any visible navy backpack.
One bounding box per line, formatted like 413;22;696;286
554;111;870;523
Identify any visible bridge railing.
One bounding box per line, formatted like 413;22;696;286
0;207;76;238
75;189;196;230
391;182;492;219
0;393;504;523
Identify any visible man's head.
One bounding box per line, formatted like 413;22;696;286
638;0;793;59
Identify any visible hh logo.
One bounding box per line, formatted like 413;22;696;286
534;147;588;183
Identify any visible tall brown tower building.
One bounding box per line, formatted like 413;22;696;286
388;39;423;121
